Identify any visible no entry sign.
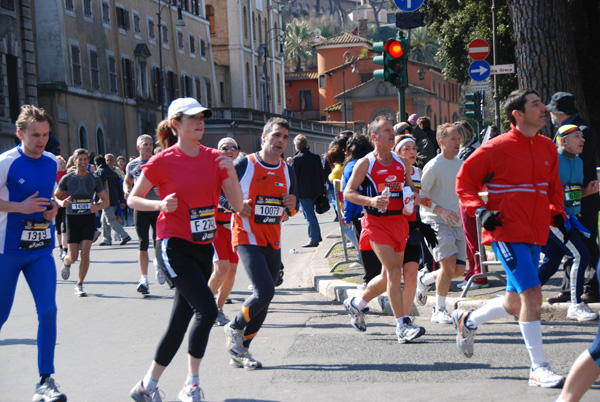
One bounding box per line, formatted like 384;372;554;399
468;39;490;61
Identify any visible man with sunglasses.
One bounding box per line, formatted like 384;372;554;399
209;137;241;326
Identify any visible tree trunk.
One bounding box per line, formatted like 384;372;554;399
507;0;585;135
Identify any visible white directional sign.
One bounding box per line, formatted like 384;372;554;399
469;60;491;82
490;64;515;75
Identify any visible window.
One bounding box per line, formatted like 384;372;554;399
206;5;215;35
220;81;225;104
252;12;256;41
277;73;281;105
166;70;178;103
181;0;189;11
243;8;248;38
194;77;202;103
138;60;148;97
133;12;141;36
177;30;184;51
319;75;326;89
96;128;105;155
1;0;15;11
78;125;89;149
191;0;200;16
108;54;117;93
200;38;206;58
189;34;195;56
255;66;259;99
0;63;4;116
116;6;130;30
245;64;251;97
89;49;100;90
181;74;192;97
204;78;212;108
162;24;168;45
147;17;155;40
151;66;161;103
122;57;135;98
298;90;313;110
71;44;82;87
83;0;92;19
102;1;110;25
65;0;74;12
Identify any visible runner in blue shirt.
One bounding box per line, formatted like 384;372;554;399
0;105;66;402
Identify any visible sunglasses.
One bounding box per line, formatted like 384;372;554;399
220;145;238;151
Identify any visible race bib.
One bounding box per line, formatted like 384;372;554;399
564;185;582;208
189;206;217;242
72;198;92;213
377;182;402;198
254;195;284;225
20;220;52;250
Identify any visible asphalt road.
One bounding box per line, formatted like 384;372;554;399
2;211;600;402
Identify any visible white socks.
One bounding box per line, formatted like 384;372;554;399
185;374;199;387
142;374;158;391
519;320;546;367
354;297;368;311
468;296;510;328
422;272;436;286
436;294;446;310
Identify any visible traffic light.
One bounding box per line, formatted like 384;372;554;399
465;92;482;120
373;38;408;89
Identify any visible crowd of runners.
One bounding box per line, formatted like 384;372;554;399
1;88;600;402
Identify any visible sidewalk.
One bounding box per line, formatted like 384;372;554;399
306;228;600;323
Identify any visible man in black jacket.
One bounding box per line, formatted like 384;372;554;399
94;155;131;246
292;135;325;247
547;92;600;303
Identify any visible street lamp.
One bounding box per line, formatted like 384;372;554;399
342;50;359;129
157;0;185;120
258;27;285;116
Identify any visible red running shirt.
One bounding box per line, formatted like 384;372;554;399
142;144;228;244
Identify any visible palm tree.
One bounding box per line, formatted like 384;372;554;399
284;19;316;72
409;27;442;67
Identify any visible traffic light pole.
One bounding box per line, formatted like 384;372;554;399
397;87;405;123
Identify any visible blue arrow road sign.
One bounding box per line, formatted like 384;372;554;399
394;0;425;12
469;60;491;82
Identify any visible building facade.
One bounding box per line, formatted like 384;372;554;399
0;0;37;150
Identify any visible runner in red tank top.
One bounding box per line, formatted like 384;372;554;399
223;118;298;369
343;116;430;344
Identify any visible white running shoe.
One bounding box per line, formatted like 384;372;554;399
343;297;368;332
153;258;165;285
214;309;230;326
431;307;453;324
130;380;164;402
567;302;598;322
415;268;430;306
224;322;245;356
230;349;263;370
74;284;87;297
61;263;71;280
137;280;150;295
178;384;203;402
452;309;477;358
33;377;67;402
396;320;426;343
529;363;565;388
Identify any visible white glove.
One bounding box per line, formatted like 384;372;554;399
403;186;414;214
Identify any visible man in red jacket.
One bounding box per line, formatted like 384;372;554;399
453;88;566;388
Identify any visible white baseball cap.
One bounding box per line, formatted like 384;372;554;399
167;97;212;120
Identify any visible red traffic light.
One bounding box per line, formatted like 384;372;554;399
385;40;404;58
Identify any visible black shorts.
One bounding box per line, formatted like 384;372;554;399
155;237;214;288
134;210;159;251
66;213;96;244
404;225;423;264
55;207;66;234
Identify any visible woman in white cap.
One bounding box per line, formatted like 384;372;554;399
208;137;241;326
128;98;243;402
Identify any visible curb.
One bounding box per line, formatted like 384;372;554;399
307;230;599;323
